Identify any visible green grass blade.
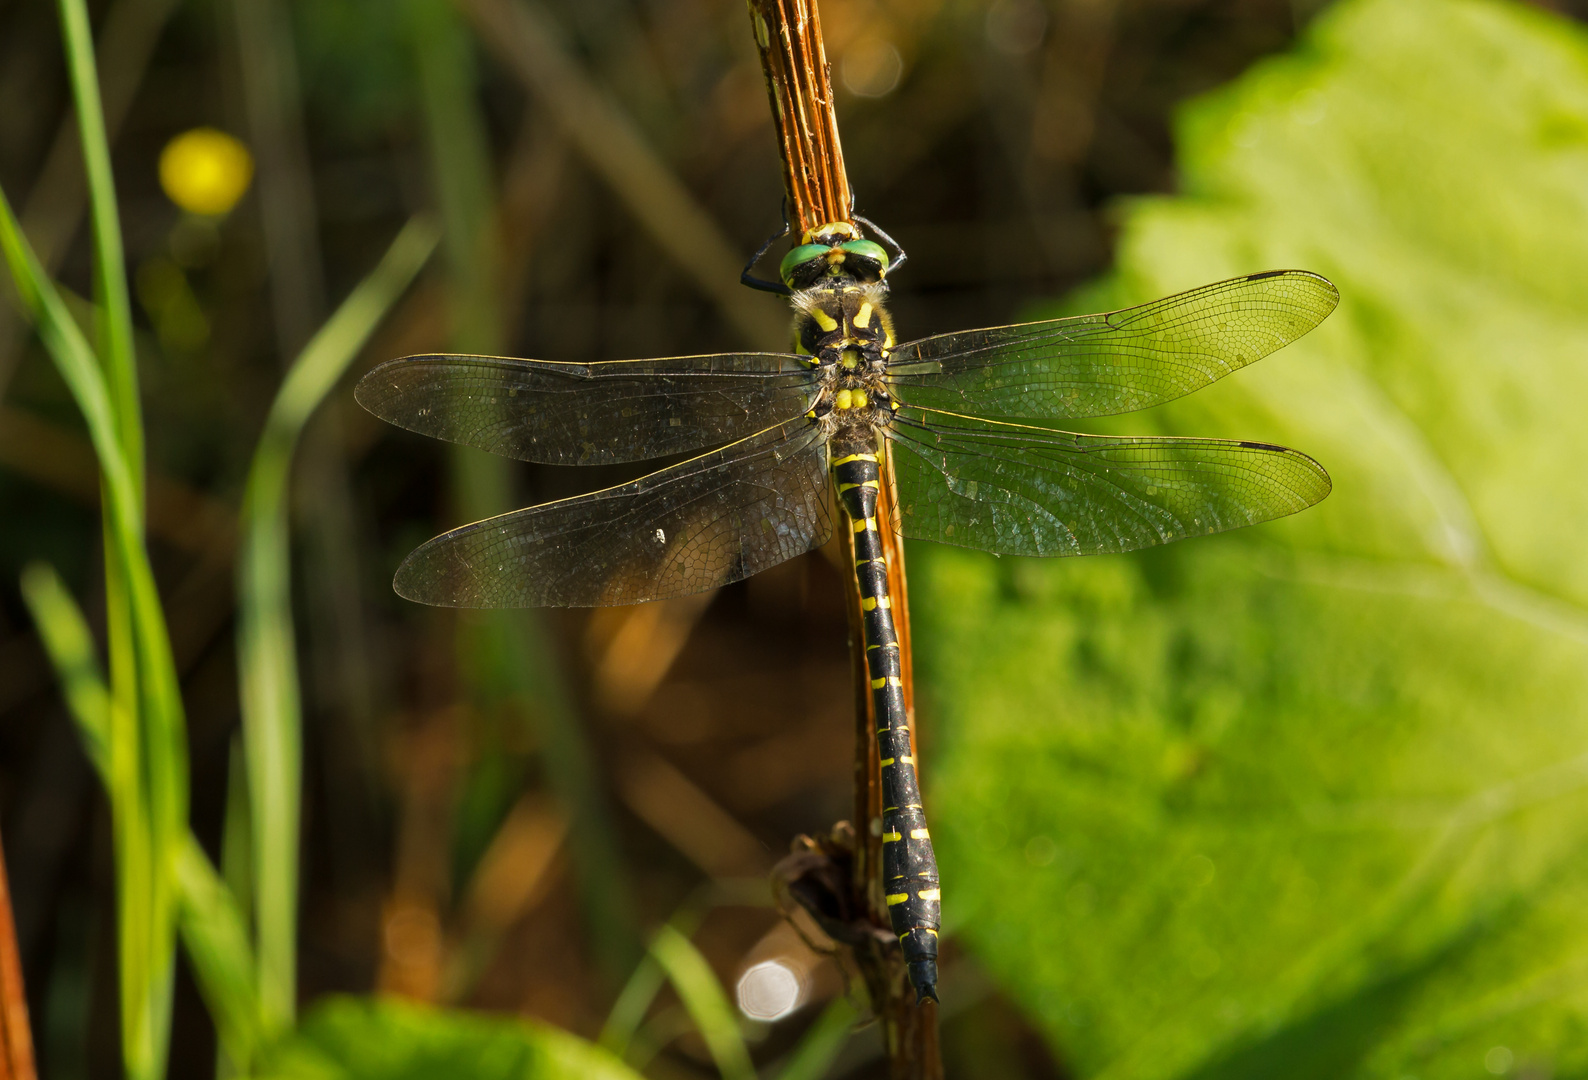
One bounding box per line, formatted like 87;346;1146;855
19;563;112;771
0;188;133;506
601;897;715;1057
600;882;769;1059
20;560;158;1075
22;563;265;1069
771;997;857;1080
0;178;185;1080
648;925;757;1080
46;14;183;917
51;5;184;1035
54;0;141;491
238;216;437;1033
174;835;261;1069
0;192;184;760
600;955;668;1058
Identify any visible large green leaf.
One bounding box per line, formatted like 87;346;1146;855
913;1;1588;1078
259;997;644;1080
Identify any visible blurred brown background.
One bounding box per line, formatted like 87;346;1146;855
2;0;1581;1076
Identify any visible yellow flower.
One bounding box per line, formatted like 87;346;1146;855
158;128;254;216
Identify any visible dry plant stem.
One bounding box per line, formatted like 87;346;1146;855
746;0;853;236
0;833;36;1080
749;0;941;1073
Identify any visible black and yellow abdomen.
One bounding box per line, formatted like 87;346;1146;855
831;445;941;1003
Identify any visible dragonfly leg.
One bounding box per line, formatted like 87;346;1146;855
741;201;793;295
853;213;908;276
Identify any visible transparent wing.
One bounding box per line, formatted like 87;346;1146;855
356;352;819;464
886;405;1330;557
395;419;833;607
885;271;1338;420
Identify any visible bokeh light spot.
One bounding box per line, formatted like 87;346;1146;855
159;127;254;216
1024;833;1057;866
986;0;1047;56
842;39;903;98
736;959;804;1021
1484;1046;1514;1075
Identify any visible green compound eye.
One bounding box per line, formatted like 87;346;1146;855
779;243;833;286
839;239;890;268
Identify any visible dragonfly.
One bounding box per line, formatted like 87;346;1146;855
356;219;1337;1004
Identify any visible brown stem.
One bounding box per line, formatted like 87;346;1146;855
0;832;37;1080
745;0;854;237
749;3;942;1075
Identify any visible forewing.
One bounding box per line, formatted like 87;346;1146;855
886;271;1338;420
395;419;833;607
356;352;818;464
887;406;1330;557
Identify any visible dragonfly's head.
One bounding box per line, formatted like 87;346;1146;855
779;220;890;290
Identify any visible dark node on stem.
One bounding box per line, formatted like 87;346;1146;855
772;825;874;949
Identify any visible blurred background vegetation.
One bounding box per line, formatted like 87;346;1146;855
4;0;1588;1077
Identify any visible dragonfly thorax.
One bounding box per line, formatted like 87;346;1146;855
795;280;897;450
792;280;894;365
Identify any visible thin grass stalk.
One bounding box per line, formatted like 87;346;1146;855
600;884;772;1071
231;0;386;930
410;0;641;979
647;926;757;1080
598;890;719;1059
172;837;261;1068
55;0;140;478
0;184;187;1080
19;565;262;1069
57;4;150;916
231;0;328;358
51;7;195;1073
238;217;438;1033
771;996;858;1080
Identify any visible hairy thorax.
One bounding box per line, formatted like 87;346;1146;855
794;281;898;458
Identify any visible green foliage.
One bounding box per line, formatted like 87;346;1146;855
19;564;264;1068
912;0;1588;1077
259;997;645;1080
5;6;436;1072
770;997;860;1080
646;926;756;1080
238;216;437;1035
3;8;188;1073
